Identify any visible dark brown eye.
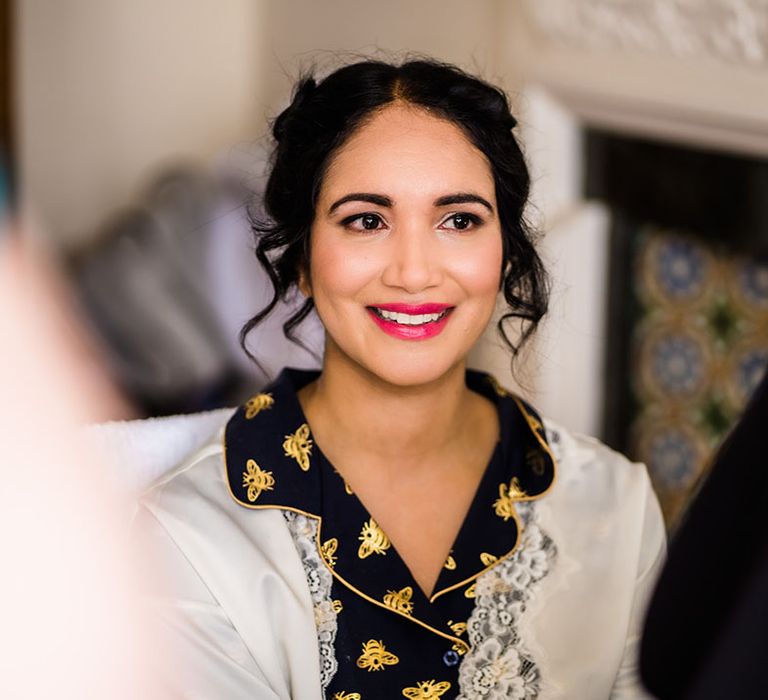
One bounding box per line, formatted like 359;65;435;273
361;214;381;230
452;214;471;229
341;212;386;232
441;213;481;231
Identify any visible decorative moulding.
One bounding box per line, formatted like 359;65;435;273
525;0;768;67
512;1;768;157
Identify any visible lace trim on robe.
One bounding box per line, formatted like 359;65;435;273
456;502;557;699
283;511;339;691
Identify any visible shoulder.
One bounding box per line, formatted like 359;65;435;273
543;417;655;511
119;412;322;698
94;407;296;571
526;418;666;698
90;407;299;580
130;412;316;628
539;417;666;581
140;426;230;521
85;406;235;492
136;418;292;553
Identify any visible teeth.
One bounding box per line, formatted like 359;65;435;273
376;309;446;325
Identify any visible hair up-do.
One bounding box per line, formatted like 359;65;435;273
240;58;549;368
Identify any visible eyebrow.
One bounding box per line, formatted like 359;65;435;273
434;193;494;214
327;191;495;215
328;193;393;215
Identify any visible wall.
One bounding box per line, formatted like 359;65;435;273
16;0;530;250
17;0;265;248
13;0;551;410
261;0;511;115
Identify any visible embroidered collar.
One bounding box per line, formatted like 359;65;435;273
224;368;556;650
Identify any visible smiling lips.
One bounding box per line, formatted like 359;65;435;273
367;303;454;340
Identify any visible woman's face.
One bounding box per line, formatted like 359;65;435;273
306;103;503;387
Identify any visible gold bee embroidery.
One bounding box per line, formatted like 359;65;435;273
244;392;274;419
448;620;467;636
356;639;399;672
358;518;391;559
487;374;511;397
333;693;361;700
464;582;476;598
443;554;457;570
480;552;499;566
383;586;414;615
402;680;452;698
242;459;275;502
332;599;344;614
321;538;339;568
526;447;547;476
283;423;313;471
493;476;527;520
452;642;468;655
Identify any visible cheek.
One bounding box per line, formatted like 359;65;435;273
308;233;379;303
452;236;504;300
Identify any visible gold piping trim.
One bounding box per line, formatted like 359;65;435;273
428;505;521;603
429;395;558;602
222;384;558;641
222;435;468;652
510;396;558;501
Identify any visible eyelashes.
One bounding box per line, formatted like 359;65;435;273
440;212;482;231
340;212;484;233
340;212;385;231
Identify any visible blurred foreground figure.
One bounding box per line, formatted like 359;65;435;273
641;371;768;698
0;231;164;698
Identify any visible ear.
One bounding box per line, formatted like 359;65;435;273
297;267;312;298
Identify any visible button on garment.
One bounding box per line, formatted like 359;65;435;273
224;368;557;698
442;650;460;667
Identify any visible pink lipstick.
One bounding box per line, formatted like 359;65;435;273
366;303;454;340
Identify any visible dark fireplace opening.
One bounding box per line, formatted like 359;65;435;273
585;130;768;525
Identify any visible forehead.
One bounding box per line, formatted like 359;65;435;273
319;103;495;203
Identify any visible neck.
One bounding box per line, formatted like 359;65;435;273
299;349;476;470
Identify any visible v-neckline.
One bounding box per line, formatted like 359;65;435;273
223;367;557;646
297;373;504;599
313;425;504;601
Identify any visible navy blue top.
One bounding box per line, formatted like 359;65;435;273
224;368;556;699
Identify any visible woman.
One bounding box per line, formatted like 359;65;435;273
134;59;665;699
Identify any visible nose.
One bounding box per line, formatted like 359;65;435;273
380;223;443;293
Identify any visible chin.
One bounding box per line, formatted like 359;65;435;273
356;351;467;390
322;322;481;389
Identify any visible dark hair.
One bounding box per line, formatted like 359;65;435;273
240;58;549;366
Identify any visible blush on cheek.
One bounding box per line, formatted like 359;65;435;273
452;244;503;289
311;242;379;298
